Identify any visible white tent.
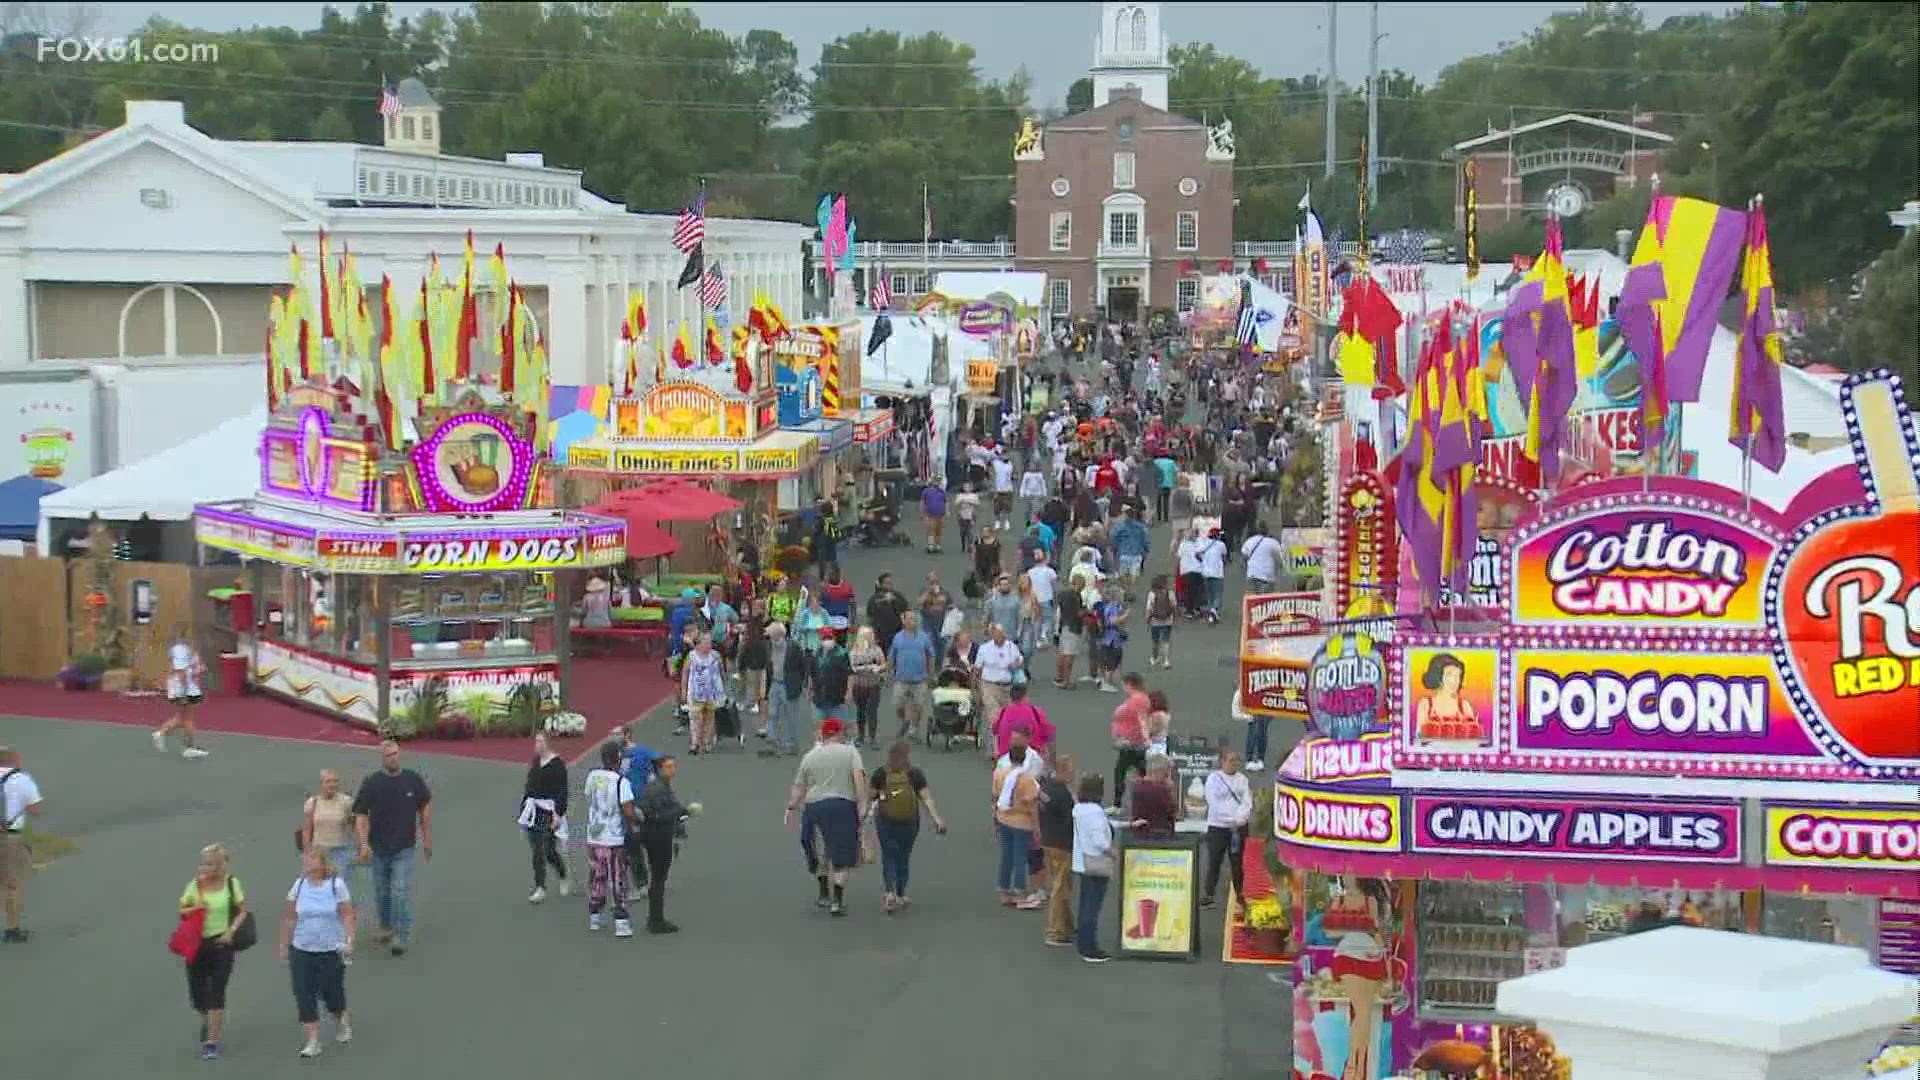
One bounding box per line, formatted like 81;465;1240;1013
930;271;1048;313
37;408;263;535
858;313;995;395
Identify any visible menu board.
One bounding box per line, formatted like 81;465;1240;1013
1117;838;1201;961
1879;899;1920;976
1166;734;1221;806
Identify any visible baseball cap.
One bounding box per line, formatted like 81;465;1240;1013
820;718;846;738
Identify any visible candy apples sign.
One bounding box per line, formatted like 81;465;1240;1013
1767;375;1920;776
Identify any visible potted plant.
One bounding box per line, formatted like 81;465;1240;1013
453;689;502;736
501;681;550;738
385;676;447;742
1244;895;1290;956
58;653;108;691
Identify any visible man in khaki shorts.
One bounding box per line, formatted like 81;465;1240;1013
888;612;936;739
1;745;45;943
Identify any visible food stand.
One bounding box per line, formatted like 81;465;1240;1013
1273;372;1920;1080
195;237;627;731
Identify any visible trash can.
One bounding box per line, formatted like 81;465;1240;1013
218;652;249;696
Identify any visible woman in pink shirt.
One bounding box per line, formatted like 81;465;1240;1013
992;684;1055;760
1108;672;1152;808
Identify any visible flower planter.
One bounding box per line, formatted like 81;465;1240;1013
1248;926;1287;956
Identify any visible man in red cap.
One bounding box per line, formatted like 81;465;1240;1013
784;716;864;915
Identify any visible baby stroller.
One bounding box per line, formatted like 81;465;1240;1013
851;494;911;548
928;667;977;752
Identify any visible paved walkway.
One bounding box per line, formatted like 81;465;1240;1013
0;449;1302;1079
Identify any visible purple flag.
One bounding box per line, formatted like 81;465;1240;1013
1664;204;1748;403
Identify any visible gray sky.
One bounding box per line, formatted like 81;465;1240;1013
92;1;1732;109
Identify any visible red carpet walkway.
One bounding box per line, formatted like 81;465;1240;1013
0;656;672;765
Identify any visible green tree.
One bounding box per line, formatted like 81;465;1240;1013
1840;231;1920;405
1065;77;1092;115
1721;2;1919;290
309;106;356;141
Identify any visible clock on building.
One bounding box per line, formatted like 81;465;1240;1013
1544;182;1588;219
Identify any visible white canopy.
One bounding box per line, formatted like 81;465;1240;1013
38;407;263;525
859;313;995;396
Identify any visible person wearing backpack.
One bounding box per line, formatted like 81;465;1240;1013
866;741;948;914
1145;575;1178;669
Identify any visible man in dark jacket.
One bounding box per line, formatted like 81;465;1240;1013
635;755;689;934
1036;754;1078;948
759;622;808;758
865;573;908;648
813;629;852;728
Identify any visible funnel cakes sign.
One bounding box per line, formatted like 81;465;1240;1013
1393;371;1920;784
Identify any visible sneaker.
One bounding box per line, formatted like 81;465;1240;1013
389;943;407;957
1080;950;1112;964
613;918;634;938
202;1043;221;1060
300;1039;323;1058
335;1022;353;1044
882;893;897;914
1098;683;1121;694
528;886;547;904
1;928;27;943
182;746;209;759
896;895;912;909
1245;760;1266;772
647;920;679;934
1200;895;1217;908
1045;935;1074;947
151;730;166;752
829;901;846;917
1016;895;1045;910
589;912;604;932
557;878;571;898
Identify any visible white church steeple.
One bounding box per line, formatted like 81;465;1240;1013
1090;2;1170;112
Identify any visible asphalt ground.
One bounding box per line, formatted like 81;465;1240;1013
0;475;1305;1080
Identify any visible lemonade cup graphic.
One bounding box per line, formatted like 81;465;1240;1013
22;427;70;479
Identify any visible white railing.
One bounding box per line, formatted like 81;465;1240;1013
855;240;1014;260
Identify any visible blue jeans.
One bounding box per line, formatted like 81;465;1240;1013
875;815;919;897
996;822;1032;892
1076;872;1110;956
767;688;798;751
1245;715;1272;763
369;846;416;942
1205;576;1224;611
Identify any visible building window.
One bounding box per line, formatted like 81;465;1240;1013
1106;211;1140;248
1113;151;1135;190
402;116;415;140
1176;210;1198;251
1049;211;1072;251
385;116;396;141
411;174;425;197
383;171;397;195
913;274;930;293
356;169;370;194
1131;7;1148;50
1050;278;1071;317
436;177;450;200
1117;118;1134;142
460;179;475;200
892;273;910;297
421;115;434;141
1176;277;1199;313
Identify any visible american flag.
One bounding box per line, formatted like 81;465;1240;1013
1385;228;1428;265
673;192;706;254
377;82;402;118
1235;283;1271;347
700;261;728;312
870;268;893;311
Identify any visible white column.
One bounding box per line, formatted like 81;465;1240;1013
0;233;32;366
545;255;590;386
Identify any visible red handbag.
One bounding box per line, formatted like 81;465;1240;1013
168;906;207;964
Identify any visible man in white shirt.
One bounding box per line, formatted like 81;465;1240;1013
973;624;1025;744
1240;521;1285;595
992;451;1016;529
1198;528;1229;623
1024;551;1059;644
0;745;45;942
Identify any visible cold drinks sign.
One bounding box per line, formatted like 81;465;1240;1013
1393;373;1920;784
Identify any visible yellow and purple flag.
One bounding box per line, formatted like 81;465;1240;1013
1731;199;1787;472
1629;195;1748;402
1505;219;1579;484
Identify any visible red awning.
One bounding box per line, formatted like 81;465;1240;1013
603;479;742;522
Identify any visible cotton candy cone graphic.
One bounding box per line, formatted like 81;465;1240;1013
1773;375;1920;765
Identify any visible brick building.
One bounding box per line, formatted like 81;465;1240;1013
1013;2;1234;324
1453;113;1670;230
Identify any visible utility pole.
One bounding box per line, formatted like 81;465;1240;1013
1366;1;1380;201
1324;1;1337;179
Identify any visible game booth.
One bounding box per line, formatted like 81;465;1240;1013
1271;373;1920;1080
562;320;864;554
194;236;628;732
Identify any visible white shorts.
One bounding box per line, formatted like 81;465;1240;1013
1058;629;1085;657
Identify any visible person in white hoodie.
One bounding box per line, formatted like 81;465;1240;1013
1200;750;1252;912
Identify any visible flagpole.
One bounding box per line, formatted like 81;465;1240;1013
1740;194;1761;511
922;182;930;301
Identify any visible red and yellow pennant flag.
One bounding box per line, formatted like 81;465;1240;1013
671;324;694;369
704;317;726;365
316;229;335;341
417;277;436;403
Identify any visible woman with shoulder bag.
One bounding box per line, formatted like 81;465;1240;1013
179;843;252;1060
847;626;887;749
278;847;355;1057
1072;775;1144;963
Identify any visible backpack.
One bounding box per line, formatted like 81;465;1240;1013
624;746;658;795
1148;589;1175;621
876;768;919;822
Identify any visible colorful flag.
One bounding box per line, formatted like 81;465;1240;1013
677;245;704;290
704;318;725;366
1629;195;1748;402
870;268;893;311
673;192;706;254
1731;198;1787;473
732;327;754;393
671;324;694;369
867;312;893;355
837;218;858;276
1617;261;1670;455
377;81;401;118
1463;160;1480;281
316;229;335;341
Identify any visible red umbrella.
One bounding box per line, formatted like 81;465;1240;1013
603;479;742;522
583;504;681;560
